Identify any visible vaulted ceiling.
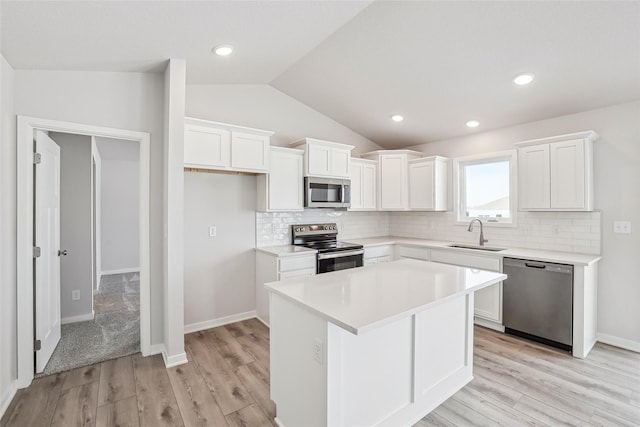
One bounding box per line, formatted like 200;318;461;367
3;1;639;148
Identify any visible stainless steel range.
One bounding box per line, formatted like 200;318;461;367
292;223;364;274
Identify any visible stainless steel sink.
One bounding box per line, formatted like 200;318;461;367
448;244;506;252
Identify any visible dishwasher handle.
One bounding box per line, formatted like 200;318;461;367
525;262;546;269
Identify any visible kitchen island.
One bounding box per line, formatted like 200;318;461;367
265;259;506;427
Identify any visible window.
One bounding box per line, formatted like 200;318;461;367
453;151;517;226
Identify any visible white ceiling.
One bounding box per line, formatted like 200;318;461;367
2;1;640;148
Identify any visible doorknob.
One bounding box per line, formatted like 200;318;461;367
58;249;68;256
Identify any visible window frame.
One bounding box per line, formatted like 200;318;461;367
453;150;518;227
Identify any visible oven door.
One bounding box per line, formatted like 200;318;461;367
317;249;364;274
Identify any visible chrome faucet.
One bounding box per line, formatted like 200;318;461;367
467;219;488;246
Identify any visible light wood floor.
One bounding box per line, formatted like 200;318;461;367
2;319;639;426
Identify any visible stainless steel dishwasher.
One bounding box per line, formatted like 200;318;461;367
503;257;573;352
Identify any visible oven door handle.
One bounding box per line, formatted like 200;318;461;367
317;249;364;260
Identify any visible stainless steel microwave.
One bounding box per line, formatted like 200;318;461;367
304;177;351;209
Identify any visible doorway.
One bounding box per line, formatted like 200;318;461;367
16;116;151;388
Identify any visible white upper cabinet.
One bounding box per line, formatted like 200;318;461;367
184;117;273;173
257;147;304;212
516;131;597;211
362;150;422;210
408;156;449;211
290;138;354;179
349;158;377;211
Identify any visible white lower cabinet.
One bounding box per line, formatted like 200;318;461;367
363;245;393;265
255;251;316;325
429;249;502;328
395;245;430;261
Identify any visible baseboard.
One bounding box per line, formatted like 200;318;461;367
184;310;257;334
162;351;188;368
597;333;640;353
0;380;17;421
148;343;165;356
61;311;95;325
255;316;270;328
474;317;505;332
100;267;140;276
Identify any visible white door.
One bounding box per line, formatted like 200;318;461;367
35;130;62;373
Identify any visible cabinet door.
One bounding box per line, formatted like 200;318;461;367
307;144;332;176
409;160;434;209
430;250;502;323
380;155;407;210
362;163;377;210
269;150;303;211
331;148;351;178
519;145;550;209
350;162;363;209
550;139;585;209
231;131;269;172
184;124;230;168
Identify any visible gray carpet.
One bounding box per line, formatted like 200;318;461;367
38;272;140;376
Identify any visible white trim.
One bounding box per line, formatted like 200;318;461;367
148;343;165;356
474;317;505;333
17;116;152;388
453;150;518;227
597;333;640;353
0;380;18;420
184;311;258;334
162;351;188;368
61;311;95;325
100;267;140;276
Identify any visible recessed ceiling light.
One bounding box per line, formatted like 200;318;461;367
391;114;404;122
466;120;479;128
213;44;234;56
513;73;535;86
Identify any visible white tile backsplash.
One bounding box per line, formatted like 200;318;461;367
256;211;390;247
257;210;601;255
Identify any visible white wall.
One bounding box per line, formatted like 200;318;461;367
0;54;18;417
95;137;140;274
14;70;166;345
49;132;94;322
405;100;640;348
183;172;257;330
185;84;382;156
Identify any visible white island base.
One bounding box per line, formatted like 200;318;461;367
268;260;505;427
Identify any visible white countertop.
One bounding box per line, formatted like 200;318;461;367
265;259;506;335
255;245;317;257
349;236;601;266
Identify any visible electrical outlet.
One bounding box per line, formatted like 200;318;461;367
313;338;323;364
613;221;631;234
71;290;80;301
209;226;217;237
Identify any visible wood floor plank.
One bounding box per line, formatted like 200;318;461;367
96;396;140;427
512;395;585;427
185;334;254;415
437;396;496;426
235;363;276;420
242;318;270;342
63;364;102;390
590;407;640;427
203;327;255;370
414;411;457;427
98;356;136;406
132;354;184;427
466;370;523;407
236;333;270;374
166;362;230;427
50;381;99;427
224;322;253;338
225;404;274;427
1;373;66;427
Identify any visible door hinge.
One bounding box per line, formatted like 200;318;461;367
34;153;42;164
34;339;41;351
33;247;41;258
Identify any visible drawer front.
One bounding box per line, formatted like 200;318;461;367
364;245;393;259
278;255;316;272
278;268;316;280
396;245;430;261
430;250;500;271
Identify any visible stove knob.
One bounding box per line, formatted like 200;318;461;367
332;225;337;230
